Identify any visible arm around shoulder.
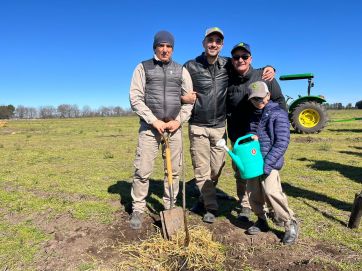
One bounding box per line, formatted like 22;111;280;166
179;67;194;123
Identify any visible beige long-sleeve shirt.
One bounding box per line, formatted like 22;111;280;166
129;57;193;125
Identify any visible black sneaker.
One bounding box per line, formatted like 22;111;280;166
237;207;251;222
130;211;143;230
202;211;216;223
247;218;270;235
283;220;299;245
190;201;205;214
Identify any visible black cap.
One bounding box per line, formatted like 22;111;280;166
231;42;251;55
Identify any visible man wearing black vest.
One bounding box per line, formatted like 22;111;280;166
183;27;275;224
129;31;193;229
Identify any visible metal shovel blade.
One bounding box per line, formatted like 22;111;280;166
160;206;184;240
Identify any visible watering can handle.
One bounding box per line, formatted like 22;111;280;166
235;134;255;145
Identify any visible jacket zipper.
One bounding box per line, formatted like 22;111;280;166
212;65;217;126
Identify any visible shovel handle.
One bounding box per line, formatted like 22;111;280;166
165;147;173;187
162;132;174;209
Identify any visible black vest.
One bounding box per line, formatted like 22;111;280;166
184;54;230;127
142;58;183;121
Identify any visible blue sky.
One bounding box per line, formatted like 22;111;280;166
1;0;361;109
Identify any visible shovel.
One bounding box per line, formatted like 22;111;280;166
160;131;185;240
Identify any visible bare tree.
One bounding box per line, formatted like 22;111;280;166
71;104;80;118
81;105;93;117
28;107;37;118
57;104;70;118
99;106;111;117
113;106;125;116
15;105;27;119
39;106;56;118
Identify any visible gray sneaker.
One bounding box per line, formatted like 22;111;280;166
203;211;216;223
130;211;143;230
283;220;299;244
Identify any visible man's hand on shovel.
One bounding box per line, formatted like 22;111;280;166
165;120;180;133
152;119;166;134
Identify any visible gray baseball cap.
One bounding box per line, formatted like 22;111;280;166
204;27;224;39
248;81;270;100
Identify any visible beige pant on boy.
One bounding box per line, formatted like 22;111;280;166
247;169;295;224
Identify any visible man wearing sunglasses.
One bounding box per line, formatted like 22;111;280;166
182;27;275;224
227;42;287;223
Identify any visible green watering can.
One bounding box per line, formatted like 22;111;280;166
217;134;264;179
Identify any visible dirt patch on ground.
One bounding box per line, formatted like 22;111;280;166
293;136;326;143
22;201;360;271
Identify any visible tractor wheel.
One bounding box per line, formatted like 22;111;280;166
290;101;328;134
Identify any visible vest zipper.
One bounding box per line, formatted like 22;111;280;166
163;65;166;121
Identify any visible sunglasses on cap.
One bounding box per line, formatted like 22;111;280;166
232;54;250;61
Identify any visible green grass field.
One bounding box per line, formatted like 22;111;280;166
0;109;361;270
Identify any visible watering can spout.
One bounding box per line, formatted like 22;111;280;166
217;135;264;180
216;139;244;173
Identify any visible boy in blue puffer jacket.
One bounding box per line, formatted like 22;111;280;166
245;81;298;245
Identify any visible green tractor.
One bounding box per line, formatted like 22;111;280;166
279;73;328;134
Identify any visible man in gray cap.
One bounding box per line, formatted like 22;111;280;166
128;30;193;229
182;27;275;224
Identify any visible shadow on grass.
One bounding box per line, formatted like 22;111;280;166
282;182;352;212
302;200;348;226
107;178;241;222
106;178;237;216
298;158;362;184
185;178;239;214
283;182;351;226
339;150;362;158
107;179;165;215
327;128;362;133
186;179;255;230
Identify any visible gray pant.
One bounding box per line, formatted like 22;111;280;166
189;125;226;211
247;170;295;223
131;124;182;213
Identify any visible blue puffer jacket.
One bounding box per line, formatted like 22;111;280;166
248;101;290;175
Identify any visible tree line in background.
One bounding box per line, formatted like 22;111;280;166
0;102;361;119
0;104;133;119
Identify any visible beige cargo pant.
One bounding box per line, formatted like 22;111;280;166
189;125;226;212
131;124;182;213
247;169;295;223
231;141;251;210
